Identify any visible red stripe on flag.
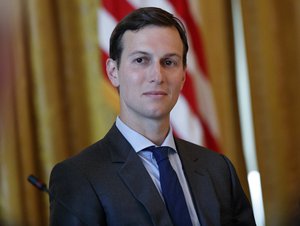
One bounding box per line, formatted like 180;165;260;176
182;74;198;116
102;0;135;21
169;0;208;77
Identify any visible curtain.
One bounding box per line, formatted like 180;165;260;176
0;0;299;225
241;1;300;225
0;0;118;225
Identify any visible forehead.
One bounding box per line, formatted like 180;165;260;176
121;26;183;56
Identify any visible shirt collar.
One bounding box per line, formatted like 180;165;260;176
116;117;177;153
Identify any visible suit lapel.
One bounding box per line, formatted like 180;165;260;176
107;125;173;226
176;139;221;226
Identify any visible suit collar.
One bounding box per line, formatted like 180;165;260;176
175;138;221;226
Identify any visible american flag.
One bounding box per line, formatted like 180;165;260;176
98;0;220;152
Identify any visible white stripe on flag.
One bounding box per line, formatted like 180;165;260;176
171;95;204;144
98;8;117;54
128;0;175;13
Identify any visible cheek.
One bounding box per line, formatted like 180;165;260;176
118;72;142;96
120;69;145;87
173;74;186;91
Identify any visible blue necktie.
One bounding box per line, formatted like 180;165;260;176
149;146;193;226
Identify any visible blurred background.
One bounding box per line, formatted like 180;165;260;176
0;0;299;225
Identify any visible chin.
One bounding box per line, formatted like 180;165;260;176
146;111;170;120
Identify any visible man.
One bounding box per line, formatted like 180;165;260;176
49;7;256;226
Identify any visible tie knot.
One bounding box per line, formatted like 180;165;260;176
149;146;170;164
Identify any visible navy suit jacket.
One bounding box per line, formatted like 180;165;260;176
49;124;256;226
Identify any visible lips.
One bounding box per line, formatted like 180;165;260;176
143;90;167;96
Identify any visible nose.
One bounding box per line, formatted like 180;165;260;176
150;61;164;84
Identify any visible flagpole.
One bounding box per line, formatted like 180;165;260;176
230;0;265;225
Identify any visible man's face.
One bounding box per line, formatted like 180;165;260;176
107;26;186;125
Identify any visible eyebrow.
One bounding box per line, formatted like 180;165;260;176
128;51;181;59
163;53;182;59
128;51;150;57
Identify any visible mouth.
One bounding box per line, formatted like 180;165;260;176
143;91;168;96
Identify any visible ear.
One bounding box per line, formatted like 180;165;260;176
106;58;120;87
180;69;187;90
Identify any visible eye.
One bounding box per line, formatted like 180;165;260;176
165;60;174;66
163;59;177;67
136;58;143;63
134;57;149;64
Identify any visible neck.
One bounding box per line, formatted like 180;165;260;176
119;116;170;146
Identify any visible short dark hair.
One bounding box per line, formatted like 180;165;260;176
109;7;189;68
